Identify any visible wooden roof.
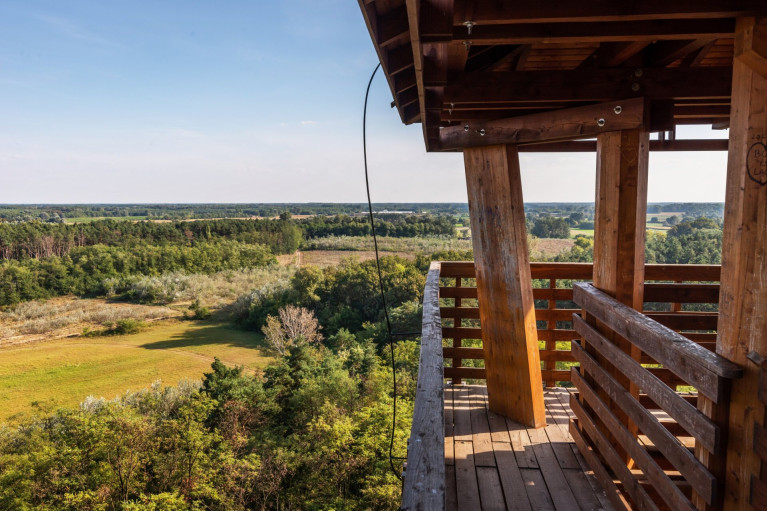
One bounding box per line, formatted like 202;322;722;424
358;1;767;151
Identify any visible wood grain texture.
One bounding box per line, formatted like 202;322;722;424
571;346;716;504
440;98;645;150
718;28;767;508
463;144;545;427
573;314;719;454
574;283;742;390
735;17;767;79
402;262;445;510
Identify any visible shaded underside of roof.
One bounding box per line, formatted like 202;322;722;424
357;0;767;151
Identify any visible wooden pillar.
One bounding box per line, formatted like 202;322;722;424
589;129;650;459
464;144;546;428
718;17;767;511
593;129;649;309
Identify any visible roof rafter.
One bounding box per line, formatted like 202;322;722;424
466;1;764;25
423;19;736;45
444;67;732;104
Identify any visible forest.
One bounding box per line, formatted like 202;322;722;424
0;256;425;510
0;205;726;510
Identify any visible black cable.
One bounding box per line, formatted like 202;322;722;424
362;62;409;479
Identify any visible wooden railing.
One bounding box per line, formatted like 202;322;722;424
401;261;445;510
570;283;742;511
438;261;721;386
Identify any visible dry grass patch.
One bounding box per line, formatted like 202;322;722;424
0;298;177;347
278;250;415;268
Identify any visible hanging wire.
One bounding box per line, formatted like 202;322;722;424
361;62;412;480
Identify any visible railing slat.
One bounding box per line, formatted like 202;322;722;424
573;283;742;401
573;314;719;453
571;343;716;504
569;394;662;511
571;367;699;511
402;261;445;511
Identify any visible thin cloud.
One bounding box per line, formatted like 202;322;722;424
32;13;126;50
300;120;318;126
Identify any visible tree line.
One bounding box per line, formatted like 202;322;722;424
0;215;455;263
0;241;275;306
0;203;470;221
300;214;455;239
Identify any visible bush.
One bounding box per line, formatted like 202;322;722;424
84;319;147;337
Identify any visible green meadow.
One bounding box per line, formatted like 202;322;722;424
0;319;270;422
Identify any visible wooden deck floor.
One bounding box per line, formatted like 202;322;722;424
444;385;616;511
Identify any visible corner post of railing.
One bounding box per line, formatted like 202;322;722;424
401;261;445;510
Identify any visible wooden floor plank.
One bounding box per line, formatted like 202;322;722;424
445;386;455;466
477;466;507;511
443;387;617;511
527;425;580;511
557;389;619;511
507;419;539;469
446;464;459;511
521;468;557;511
469;386;496;467
454;386;473;442
493;441;533;511
484;387;513;443
455;439;481;511
543;394;581;470
563;468;610;511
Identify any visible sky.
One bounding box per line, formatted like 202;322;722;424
0;1;730;204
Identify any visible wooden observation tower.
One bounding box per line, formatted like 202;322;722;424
358;2;767;510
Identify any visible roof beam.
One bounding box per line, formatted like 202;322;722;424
424;18;736;45
441;103;730;123
439;98;647;150
514;139;729;152
735;17;767;79
377;5;409;47
467;1;764;24
649;39;715;66
444;67;732;104
579;42;650;68
386;43;414;75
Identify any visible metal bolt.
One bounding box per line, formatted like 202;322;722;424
597;118;606;127
464;124;470;132
479;128;486;136
634;68;644;77
463;40;472;51
631;82;641;92
614;105;622;114
463;20;475;35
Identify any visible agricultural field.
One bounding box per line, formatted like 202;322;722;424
278;249;415;267
570;227;595;237
0;318;269;423
64;215;149;223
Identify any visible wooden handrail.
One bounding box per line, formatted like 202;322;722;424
573;283;741;395
402;261;445;510
439;261;722;281
571;282;742;510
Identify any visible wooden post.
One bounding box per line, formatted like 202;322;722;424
464;144;546;428
718;17;767;511
593;129;649;309
589;128;650;461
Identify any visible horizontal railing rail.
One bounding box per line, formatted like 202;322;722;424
401;261;445;511
438;261;721;386
570;282;742;511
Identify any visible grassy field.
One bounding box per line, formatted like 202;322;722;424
0;319;270;423
64;215;149;223
570;228;595;236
